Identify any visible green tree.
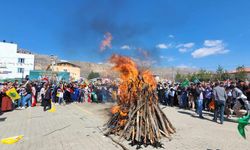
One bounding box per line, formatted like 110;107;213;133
235;65;247;80
87;71;100;80
196;69;212;82
175;72;184;82
186;73;194;81
216;65;224;80
221;70;230;80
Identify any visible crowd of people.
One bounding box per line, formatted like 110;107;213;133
1;78;250;124
157;79;250;124
0;79;119;113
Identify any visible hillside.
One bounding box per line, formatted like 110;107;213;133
34;54;197;79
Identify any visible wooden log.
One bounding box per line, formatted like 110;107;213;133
105;74;176;147
136;106;140;141
152;105;161;141
143;97;148;144
148;106;157;139
120;102;145;138
153;103;169;135
159;129;170;138
132;123;135;142
158;105;176;133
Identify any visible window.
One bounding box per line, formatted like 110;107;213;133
17;68;24;73
18;58;25;64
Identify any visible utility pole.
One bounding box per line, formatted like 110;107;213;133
50;55;56;82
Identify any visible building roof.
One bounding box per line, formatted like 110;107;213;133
229;67;250;74
55;62;81;68
17;48;33;54
46;62;81;71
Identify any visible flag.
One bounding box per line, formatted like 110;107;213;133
6;88;20;101
1;135;23;144
193;77;200;84
181;79;190;88
237;115;250;139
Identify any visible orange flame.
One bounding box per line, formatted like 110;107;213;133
111;105;128;117
100;32;112;52
142;70;157;89
111;105;120;114
119;119;127;126
110;54;139;104
109;54;157;104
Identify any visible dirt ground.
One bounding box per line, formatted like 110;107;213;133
84;103;250;150
0;103;249;150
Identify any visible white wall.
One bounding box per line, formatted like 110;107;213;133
0;42;34;80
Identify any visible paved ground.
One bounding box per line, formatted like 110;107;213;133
0;103;249;150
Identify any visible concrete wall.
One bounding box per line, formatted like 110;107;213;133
52;64;80;80
0;42;34;79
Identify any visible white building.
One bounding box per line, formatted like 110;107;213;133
0;41;34;80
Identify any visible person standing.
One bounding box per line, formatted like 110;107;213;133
31;83;37;107
169;87;175;107
64;84;72;103
21;83;32;109
204;84;213;111
188;84;196;110
213;82;227;124
101;86;107;103
39;84;45;106
17;86;25;109
157;83;164;104
181;87;188;109
43;84;52;111
57;84;64;105
231;84;249;117
196;83;204;118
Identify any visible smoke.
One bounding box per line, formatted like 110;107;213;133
100;32;112;52
60;0;188;64
61;0;152;56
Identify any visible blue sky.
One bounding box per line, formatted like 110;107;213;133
0;0;250;70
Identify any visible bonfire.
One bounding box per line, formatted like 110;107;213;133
104;54;175;148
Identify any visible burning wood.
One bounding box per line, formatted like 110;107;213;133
105;54;175;148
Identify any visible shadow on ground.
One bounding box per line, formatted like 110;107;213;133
177;110;238;124
0;117;7;122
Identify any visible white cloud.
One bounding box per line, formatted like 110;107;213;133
168;34;174;38
156;43;171;49
160;56;175;62
179;48;188;53
204;40;222;47
183;43;195;48
192;40;229;58
120;45;131;50
176;42;195;53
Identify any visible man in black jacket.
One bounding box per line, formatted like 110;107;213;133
43;84;52;111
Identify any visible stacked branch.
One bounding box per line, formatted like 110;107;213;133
104;54;175;148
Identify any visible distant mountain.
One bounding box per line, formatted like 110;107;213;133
71;61;114;78
34;54;197;79
34;54;60;70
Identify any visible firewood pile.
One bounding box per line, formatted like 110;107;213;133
104;54;175;148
